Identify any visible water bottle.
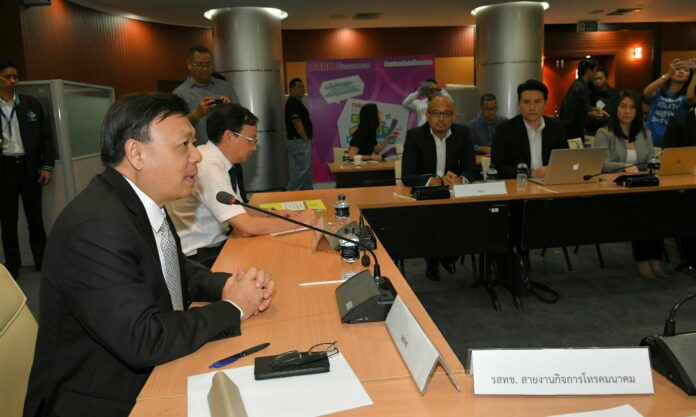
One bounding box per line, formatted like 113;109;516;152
583;138;592;148
342;151;350;163
339;226;360;279
487;165;498;182
334;194;350;221
516;161;529;190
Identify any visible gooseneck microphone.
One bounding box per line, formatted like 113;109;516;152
663;294;696;336
582;162;648;181
215;191;390;285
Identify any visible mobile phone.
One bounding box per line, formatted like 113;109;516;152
254;353;330;380
212;98;225;105
674;60;696;70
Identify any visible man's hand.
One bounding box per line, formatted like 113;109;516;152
38;170;53;185
253;268;275;312
531;166;547;178
443;171;463;186
429;176;443;186
370;153;383;161
190;96;231;123
624;164;640;174
221;266;267;320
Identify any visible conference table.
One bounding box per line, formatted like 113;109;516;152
327;160;396;188
130;175;696;417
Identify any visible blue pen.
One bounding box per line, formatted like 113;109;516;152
209;342;270;368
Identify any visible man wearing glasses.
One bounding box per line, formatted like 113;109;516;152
168;104;316;267
173;45;240;145
402;95;477;281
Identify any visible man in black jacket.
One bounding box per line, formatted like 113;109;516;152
0;58;54;278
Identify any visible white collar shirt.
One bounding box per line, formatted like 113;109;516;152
431;127;452;178
0;94;24;155
523;117;545;169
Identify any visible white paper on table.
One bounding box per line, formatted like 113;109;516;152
188;353;372;417
281;201;307;211
546;404;643;417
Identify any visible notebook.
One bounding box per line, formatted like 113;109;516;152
659;146;696;176
529;148;608;185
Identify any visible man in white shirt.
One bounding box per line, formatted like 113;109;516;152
402;79;452;127
169;103;316;266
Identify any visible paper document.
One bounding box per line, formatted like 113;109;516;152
259;200;326;212
188;353;372;417
547;404;643;417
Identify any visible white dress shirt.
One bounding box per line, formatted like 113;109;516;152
523;117;546;169
0;94;24;155
432;128;452;178
168;142;245;256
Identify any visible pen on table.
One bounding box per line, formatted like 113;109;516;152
209;342;270;368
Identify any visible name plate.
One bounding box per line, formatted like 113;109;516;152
453;182;507;198
470;348;654;395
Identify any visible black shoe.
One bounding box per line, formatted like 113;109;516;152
441;260;456;274
426;260;440;281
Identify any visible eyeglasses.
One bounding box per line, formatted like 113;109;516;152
233;132;258;145
269;341;339;370
192;62;213;69
427;110;454;118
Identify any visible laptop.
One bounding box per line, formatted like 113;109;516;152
659;146;696;176
529;148;608;185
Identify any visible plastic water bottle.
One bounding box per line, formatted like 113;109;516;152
340;226;360;279
487;165;498;182
334;194;349;221
342;151;350;163
516;161;529;190
583;138;592;148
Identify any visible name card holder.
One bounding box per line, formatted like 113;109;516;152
385;296;461;394
453;182;508;198
468;348;654;396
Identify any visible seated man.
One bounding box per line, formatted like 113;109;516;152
466;93;507;155
168;103;316;267
23;93;274;417
402;95;477;281
492;79;568;179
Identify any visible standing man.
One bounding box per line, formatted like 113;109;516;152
559;58;607;140
587;68;619;135
402;95;477;281
169;103;316;267
173;45;239;145
285;77;314;190
492;79;568;179
0;58;54;278
402;79;452;127
23;93;274;417
466;93;507;155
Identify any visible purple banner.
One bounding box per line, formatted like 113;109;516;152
306;55;435;182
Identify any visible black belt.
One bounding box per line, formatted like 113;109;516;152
2;155;25;163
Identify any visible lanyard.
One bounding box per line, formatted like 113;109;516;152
0;98;17;140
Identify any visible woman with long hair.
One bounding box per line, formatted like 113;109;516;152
643;58;696;147
596;91;664;279
348;103;399;161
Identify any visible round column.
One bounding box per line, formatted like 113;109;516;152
474;2;546;118
208;7;287;192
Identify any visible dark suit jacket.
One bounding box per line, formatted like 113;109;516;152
0;94;54;177
663;109;696;148
491;115;568;179
401;123;477;186
24;168;240;417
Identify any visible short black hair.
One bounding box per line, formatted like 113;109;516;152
187;45;211;60
0;57;18;72
480;93;497;107
289;77;303;90
100;93;190;167
517;79;548;101
596;67;609;78
577;58;598;78
206;103;259;144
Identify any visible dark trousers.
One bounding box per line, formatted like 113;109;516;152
677;236;696;263
632;239;663;262
186;242;225;269
0;156;47;272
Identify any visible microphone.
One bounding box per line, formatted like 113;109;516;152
582;162;648;181
215;191;391;286
663;294;696;336
363;173;439;186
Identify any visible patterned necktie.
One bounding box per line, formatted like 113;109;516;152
159;217;184;311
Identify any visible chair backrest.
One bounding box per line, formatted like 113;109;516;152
333;147;348;163
394;158;403;185
395;144;404;159
567;138;584;149
0;265;38;417
480;156;491;180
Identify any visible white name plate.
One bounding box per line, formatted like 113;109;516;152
470;348;654;395
385;295;460;394
453;182;507;198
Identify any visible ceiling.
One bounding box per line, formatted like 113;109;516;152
68;0;696;29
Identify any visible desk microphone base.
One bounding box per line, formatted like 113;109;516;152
336;270;397;324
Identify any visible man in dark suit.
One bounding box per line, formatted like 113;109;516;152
402;95;477;280
0;58;54;278
492;79;568;179
23;93;275;417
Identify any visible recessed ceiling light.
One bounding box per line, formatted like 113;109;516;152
472;2;549;16
204;7;287;20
